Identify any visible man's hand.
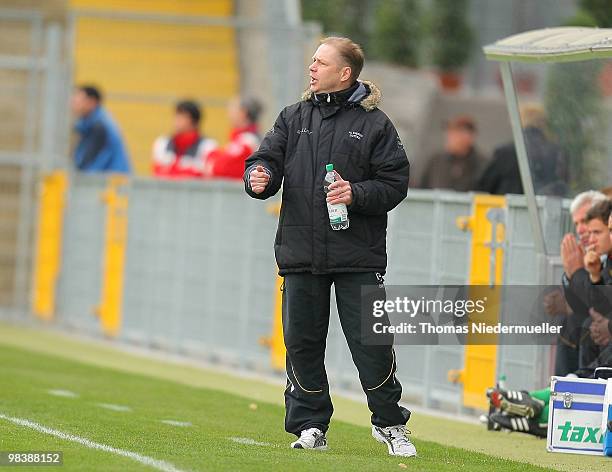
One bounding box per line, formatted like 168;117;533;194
561;233;584;278
584;246;602;283
326;170;353;206
543;289;570;317
249;165;270;194
588;308;611;346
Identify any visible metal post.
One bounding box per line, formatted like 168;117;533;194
13;14;44;312
499;62;546;254
40;23;62;172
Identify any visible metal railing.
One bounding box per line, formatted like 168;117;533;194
15;175;572;414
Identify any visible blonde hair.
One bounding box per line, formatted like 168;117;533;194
520;103;547;130
320;36;364;83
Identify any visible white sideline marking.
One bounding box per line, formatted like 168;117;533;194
228;437;271;446
96;403;132;412
0;413;188;472
160;420;192;427
47;389;78;398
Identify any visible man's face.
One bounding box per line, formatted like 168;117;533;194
572;203;591;247
173;111;195;134
309;44;351;93
445;127;474;156
227;98;247;128
586;218;612;255
70;90;96;117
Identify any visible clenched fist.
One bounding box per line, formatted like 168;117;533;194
249;165;270;194
584;246;602;283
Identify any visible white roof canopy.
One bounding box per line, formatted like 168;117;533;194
484;27;612;62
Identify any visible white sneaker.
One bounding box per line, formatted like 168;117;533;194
372;425;417;457
290;427;328;450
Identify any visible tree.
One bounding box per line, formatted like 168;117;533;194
372;0;421;67
300;0;346;35
338;0;372;52
544;10;607;192
429;0;473;72
580;0;612;27
300;0;372;51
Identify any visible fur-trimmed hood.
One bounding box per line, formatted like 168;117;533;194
301;80;381;112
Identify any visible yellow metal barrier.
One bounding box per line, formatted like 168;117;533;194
270;274;285;371
95;175;129;337
259;201;285;371
449;194;506;410
32;171;68;320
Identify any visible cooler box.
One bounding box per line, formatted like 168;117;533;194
604;378;612;457
547;376;607;455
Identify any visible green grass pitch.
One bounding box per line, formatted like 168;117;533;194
0;322;607;471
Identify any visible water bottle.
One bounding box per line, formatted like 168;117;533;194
324;163;349;230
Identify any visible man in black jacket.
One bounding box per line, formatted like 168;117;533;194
559;190;607;375
244;37;415;457
579;199;612;367
476;104;568;197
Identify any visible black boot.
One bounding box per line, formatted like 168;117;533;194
486;388;544;419
489;412;547;438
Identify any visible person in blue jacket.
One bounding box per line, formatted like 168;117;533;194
71;85;131;173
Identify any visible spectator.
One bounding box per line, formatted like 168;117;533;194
477;104;568;196
419;115;487;191
483;197;612;438
557;190;607;375
486;284;612;439
204;97;263;179
71;85;130;174
152;100;217;179
579;200;612;368
583;199;612;285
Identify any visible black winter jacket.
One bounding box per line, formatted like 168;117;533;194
476;127;568;197
244;81;410;275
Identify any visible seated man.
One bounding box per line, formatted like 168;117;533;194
578;200;612;368
71;85;131;174
477;103;568;196
204;97;262;179
420;115;487;192
152;100;217;178
486;274;612;438
557;191;607;375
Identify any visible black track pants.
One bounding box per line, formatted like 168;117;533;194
282;272;410;435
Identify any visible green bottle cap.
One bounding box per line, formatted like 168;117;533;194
326;164;334;172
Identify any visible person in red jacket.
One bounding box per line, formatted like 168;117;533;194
152;100;217;179
204;97;262;179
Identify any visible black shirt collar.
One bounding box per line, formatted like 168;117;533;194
313;81;360;106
